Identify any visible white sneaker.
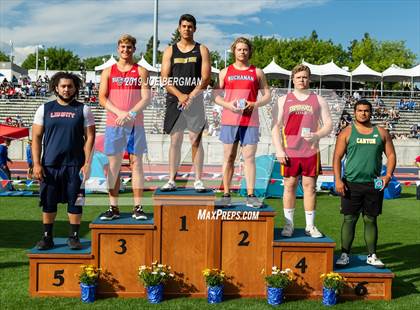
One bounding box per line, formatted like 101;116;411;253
366;254;385;268
305;226;323;238
336;253;350;266
161;180;176;192
281;223;294;237
194;179;206;193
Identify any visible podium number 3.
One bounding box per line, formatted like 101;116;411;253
52;269;64;286
179;216;188;231
115;239;127;255
295;257;308;273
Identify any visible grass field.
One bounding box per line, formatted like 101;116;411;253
0;185;419;309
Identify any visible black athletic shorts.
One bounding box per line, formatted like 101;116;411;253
163;93;206;134
40;165;83;214
340;180;384;217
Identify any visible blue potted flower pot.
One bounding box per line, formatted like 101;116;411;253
80;283;96;303
267;286;284;305
322;287;337;306
147;284;164;303
207;285;223;303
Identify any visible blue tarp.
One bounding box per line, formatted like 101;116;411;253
239;155;303;198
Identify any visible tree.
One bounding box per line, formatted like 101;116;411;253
210;51;222;69
21;47;81;71
0;51;10;62
169;28;181;45
144;36;162;64
82;55;111;70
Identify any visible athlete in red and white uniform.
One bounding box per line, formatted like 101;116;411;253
272;64;332;238
99;34;150;221
215;37;270;208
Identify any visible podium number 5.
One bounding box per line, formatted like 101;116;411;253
115;239;127;255
52;269;64;286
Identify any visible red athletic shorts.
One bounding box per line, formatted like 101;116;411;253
281;152;321;177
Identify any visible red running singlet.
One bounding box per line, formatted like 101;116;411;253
221;64;260;127
107;63;143;127
282;92;321;157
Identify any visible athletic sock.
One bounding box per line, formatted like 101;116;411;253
70;224;80;237
363;214;378;254
305;210;316;230
341;214;359;253
283;208;295;226
43;223;53;237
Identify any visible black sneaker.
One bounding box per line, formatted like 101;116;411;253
100;206;120;221
132;206;147;220
219;193;232;207
67;235;82;250
246;194;262;208
36;235;54;250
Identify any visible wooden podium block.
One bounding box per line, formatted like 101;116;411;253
216;204;275;297
89;213;155;297
28;238;92;297
335;255;394;300
273;228;336;299
153;188;215;297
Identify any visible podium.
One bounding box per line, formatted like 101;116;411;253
28;238;92;297
273;228;335;299
335;255;394;300
215;204;275;297
153;188;215;297
27;189;394;301
89;213;154;297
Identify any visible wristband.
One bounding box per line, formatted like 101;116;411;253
128;111;137;118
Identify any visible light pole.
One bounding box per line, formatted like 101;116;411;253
214;60;218;69
224;49;231;68
43;56;48;77
35;44;44;80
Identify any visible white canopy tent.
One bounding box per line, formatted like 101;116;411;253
350;60;382;94
138;56;159;74
263;59;291;90
408;64;420;82
382;64;413;82
94;56;117;71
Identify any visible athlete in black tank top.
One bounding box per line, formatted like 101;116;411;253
169;43;202;95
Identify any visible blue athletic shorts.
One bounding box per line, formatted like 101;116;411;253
40;166;83;214
104;125;147;155
219;125;259;145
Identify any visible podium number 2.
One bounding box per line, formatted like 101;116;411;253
115;239;127;255
238;230;250;246
52;269;64;286
179;216;188;231
295;257;308;273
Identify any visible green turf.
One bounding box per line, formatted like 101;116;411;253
1;187;419;309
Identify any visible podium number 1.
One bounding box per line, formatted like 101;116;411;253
52;269;64;286
179;216;188;231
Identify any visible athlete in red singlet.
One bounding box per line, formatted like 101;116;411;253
272;64;332;237
215;37;270;208
98;34;150;221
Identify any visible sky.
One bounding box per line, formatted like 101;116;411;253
0;0;419;66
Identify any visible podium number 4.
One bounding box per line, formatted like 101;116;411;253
52;269;64;286
295;257;308;273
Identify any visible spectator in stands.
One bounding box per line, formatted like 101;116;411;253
0;138;13;180
353;91;361;101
